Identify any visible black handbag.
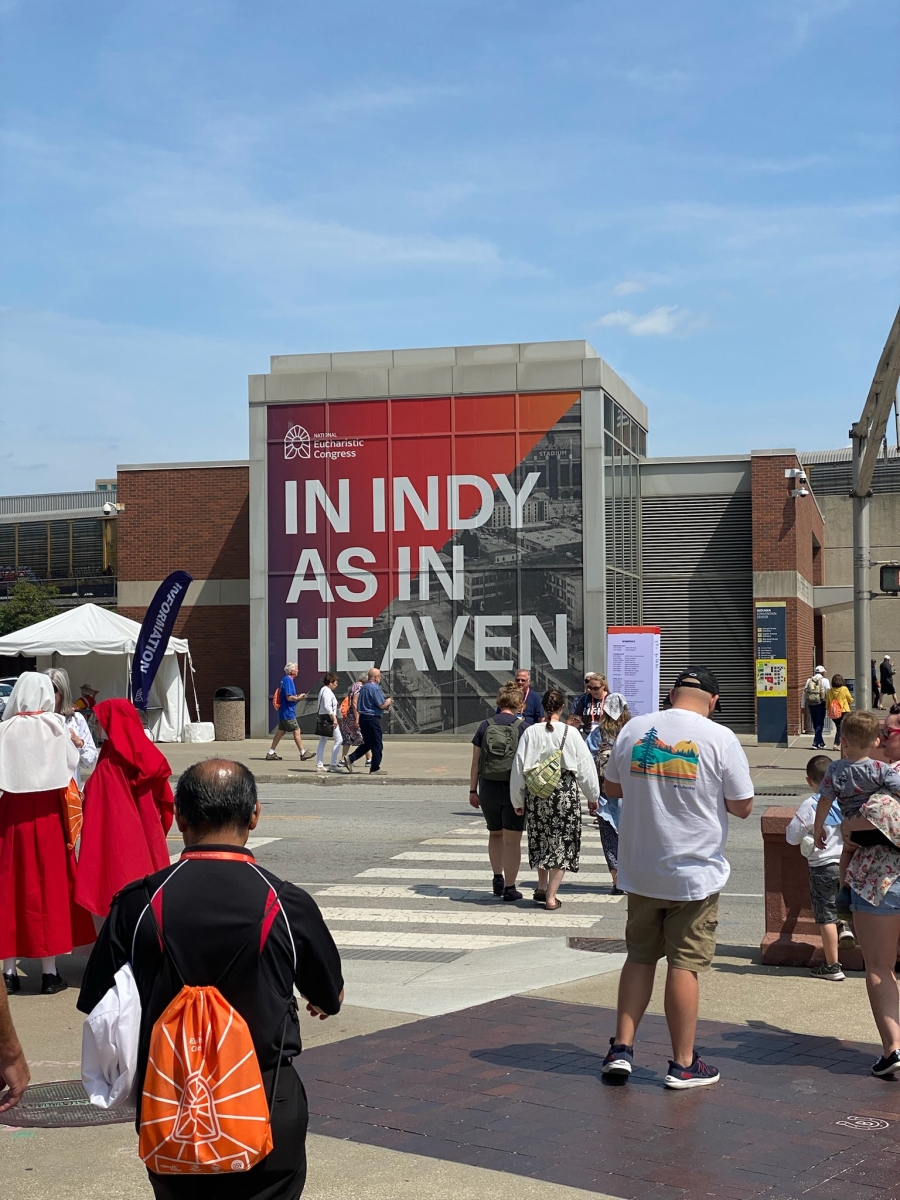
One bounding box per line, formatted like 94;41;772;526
315;713;335;737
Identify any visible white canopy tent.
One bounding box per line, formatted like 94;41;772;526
0;604;193;742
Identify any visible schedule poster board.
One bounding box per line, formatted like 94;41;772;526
266;392;584;734
607;626;661;717
755;602;788;744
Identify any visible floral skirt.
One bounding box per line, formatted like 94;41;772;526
338;714;363;747
525;771;582;871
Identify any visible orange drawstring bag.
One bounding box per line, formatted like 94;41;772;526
138;864;290;1176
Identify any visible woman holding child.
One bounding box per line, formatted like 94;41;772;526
817;709;900;1076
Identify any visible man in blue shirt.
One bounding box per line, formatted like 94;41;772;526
266;661;314;762
501;669;543;727
348;668;392;774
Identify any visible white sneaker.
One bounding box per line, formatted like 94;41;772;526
316;765;329;773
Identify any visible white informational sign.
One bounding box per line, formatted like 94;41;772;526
607;626;661;717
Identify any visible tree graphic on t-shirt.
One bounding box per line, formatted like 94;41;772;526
635;727;659;773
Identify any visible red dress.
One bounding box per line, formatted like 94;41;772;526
0;789;95;958
75;700;174;918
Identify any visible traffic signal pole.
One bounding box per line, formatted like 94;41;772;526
850;307;900;711
851;436;872;710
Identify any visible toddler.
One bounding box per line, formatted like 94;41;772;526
786;755;847;980
813;711;900;891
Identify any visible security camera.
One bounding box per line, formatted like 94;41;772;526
799;471;807;483
102;502;114;516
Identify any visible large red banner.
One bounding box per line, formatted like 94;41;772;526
266;392;582;732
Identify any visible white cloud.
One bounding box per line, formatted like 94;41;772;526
595;305;704;337
612;280;646;296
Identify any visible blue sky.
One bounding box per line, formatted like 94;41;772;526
1;0;897;493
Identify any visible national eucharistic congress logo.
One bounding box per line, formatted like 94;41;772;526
284;426;311;460
283;424;364;461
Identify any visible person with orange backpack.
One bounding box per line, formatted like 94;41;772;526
266;662;313;764
77;759;343;1199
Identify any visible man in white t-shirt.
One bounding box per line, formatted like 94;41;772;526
600;667;754;1090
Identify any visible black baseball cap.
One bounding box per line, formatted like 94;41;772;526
673;667;720;696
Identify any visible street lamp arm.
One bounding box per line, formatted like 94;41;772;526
851;305;900;498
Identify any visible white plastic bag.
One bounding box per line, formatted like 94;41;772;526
82;963;141;1109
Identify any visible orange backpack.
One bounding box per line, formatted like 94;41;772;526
272;687;281;712
139;865;290;1176
339;694;350;720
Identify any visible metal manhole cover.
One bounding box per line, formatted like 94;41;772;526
1;1080;135;1128
568;937;628;953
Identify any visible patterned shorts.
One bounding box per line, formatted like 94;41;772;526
808;862;840;926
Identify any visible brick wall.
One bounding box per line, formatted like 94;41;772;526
117;467;249;582
751;454;825;736
117;465;251;730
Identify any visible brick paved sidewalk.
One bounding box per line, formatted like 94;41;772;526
299;997;900;1199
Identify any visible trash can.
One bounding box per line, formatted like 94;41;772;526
213;686;245;742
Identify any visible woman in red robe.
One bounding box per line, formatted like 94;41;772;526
75;699;174;920
0;673;95;996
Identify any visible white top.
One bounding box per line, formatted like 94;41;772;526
67;711;98;784
0;673;80;793
605;708;754;901
317;687;338;717
510;719;600;807
785;794;842;866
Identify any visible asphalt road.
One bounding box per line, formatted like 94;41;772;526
190;784;787;957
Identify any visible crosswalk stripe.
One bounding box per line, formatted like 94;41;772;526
314;884;623;904
355;867;613;883
317;906;602;928
392;850;612;865
332;931;542;950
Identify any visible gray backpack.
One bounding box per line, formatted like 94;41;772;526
479;716;523;781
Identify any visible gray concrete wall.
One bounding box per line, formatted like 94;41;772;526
818;492;900;682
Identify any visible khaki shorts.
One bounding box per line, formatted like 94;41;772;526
624;892;720;972
277;718;299;732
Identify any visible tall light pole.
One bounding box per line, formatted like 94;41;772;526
850;306;900;710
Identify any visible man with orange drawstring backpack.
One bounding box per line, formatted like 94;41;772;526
77;759;343;1199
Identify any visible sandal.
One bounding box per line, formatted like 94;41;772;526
545;898;562;911
533;889;546;904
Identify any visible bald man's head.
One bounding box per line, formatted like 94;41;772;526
175;758;258;833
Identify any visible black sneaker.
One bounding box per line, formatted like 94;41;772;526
502;885;523;902
40;972;68;996
601;1038;634;1078
492;873;505;897
811;962;845;981
3;972;19;996
664;1054;720;1089
872;1049;900;1077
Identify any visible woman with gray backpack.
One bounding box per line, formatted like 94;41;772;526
510;689;600;910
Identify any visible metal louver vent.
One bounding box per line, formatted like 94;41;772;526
641;493;755;732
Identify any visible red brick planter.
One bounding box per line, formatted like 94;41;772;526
760;806;864;970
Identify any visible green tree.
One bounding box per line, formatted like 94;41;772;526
0;580;60;636
635;727;659;772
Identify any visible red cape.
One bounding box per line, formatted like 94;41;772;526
75;700;174;917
